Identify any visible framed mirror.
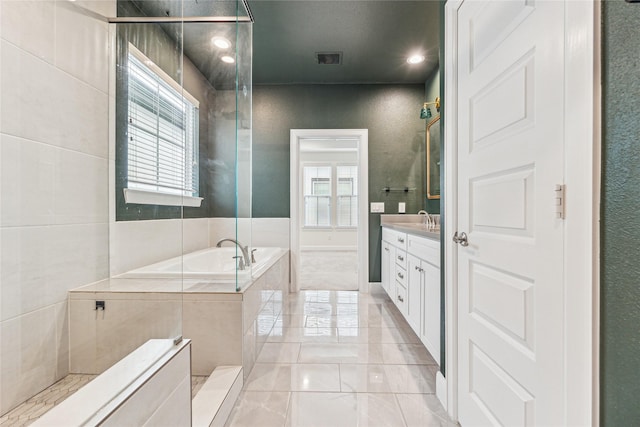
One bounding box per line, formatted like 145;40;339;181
426;115;441;199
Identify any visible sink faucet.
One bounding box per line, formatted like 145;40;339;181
417;210;434;228
216;238;251;266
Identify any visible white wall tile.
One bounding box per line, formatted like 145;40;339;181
0;305;58;414
183;299;243;375
1;223;109;322
54;149;108;225
252;218;291;249
0;41;108;159
55;1;109;93
0;134;55;226
181;218;210;254
69;299;97;374
74;0;116;18
47;223;109;303
0;0;56;63
1;135;108;227
208;217;241;248
109;219;183;276
95;298;182;373
55;300;70;379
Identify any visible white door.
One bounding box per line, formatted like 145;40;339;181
455;1;566;425
407;253;422;332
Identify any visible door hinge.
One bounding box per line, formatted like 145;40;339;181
555;184;565;219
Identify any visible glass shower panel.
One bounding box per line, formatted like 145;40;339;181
103;17;185;384
235;13;253;292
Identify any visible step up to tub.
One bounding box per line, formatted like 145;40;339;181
31;339;192;426
192;365;243;427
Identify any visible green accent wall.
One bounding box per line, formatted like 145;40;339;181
601;2;640;425
252;84;429;282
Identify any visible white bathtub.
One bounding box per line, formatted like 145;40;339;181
116;247;284;286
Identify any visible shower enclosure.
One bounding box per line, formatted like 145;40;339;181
0;0;255;420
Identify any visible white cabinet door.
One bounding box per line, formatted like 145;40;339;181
381;240;391;295
421;261;440;365
407;253;423;333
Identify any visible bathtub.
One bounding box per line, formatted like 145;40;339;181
116;247;284;288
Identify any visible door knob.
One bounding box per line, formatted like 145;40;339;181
453;231;469;247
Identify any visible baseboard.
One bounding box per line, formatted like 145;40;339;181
436;371;447;411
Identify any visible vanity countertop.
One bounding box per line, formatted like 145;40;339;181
380;214;441;241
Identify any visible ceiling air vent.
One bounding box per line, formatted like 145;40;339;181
315;52;342;65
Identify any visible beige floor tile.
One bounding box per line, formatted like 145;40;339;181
396;394;457;427
225;391;290;427
267;327;338;343
298;343;384;364
286;392;407;427
245;363;341;392
381;343;438;365
275;314;307;328
256;343;302;363
305;315;359;328
384;364;438;393
337;327;420;344
338;364;392;393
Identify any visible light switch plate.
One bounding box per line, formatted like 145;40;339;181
371;202;385;213
398;202;406;213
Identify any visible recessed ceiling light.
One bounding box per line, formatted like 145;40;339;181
211;36;231;49
407;54;425;64
221;55;235;64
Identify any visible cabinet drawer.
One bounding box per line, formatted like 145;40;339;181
395;281;407;314
395;264;407;287
382;227;407;251
407;234;440;267
395;249;407;270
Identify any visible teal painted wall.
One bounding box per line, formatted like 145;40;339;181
601;2;640;425
252;84;428;281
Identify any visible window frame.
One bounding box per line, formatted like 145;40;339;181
123;44;203;208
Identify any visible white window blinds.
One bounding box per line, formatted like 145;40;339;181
127;46;199;197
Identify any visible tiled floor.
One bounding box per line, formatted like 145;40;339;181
225;286;457;427
0;374;209;426
300;251;358;290
0;374;97;427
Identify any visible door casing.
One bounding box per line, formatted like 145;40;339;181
289;129;369;293
443;1;600;425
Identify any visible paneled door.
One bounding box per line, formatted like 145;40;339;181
454;1;566;425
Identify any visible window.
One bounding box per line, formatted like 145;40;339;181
124;44;201;206
303;164;358;228
304;166;332;227
337;165;358;227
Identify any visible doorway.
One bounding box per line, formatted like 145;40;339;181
290;129;369;292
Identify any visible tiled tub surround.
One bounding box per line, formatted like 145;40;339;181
69;250;289;377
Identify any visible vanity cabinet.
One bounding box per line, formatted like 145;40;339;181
381;226;440;365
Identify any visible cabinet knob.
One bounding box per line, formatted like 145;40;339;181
398;237;405;243
397;255;404;261
414;265;423;272
397;295;404;303
397;272;404;279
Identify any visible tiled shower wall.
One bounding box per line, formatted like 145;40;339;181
0;0;114;414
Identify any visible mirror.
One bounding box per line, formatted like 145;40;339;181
426;115;441;199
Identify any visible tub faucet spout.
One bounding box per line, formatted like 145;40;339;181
216;238;251;266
